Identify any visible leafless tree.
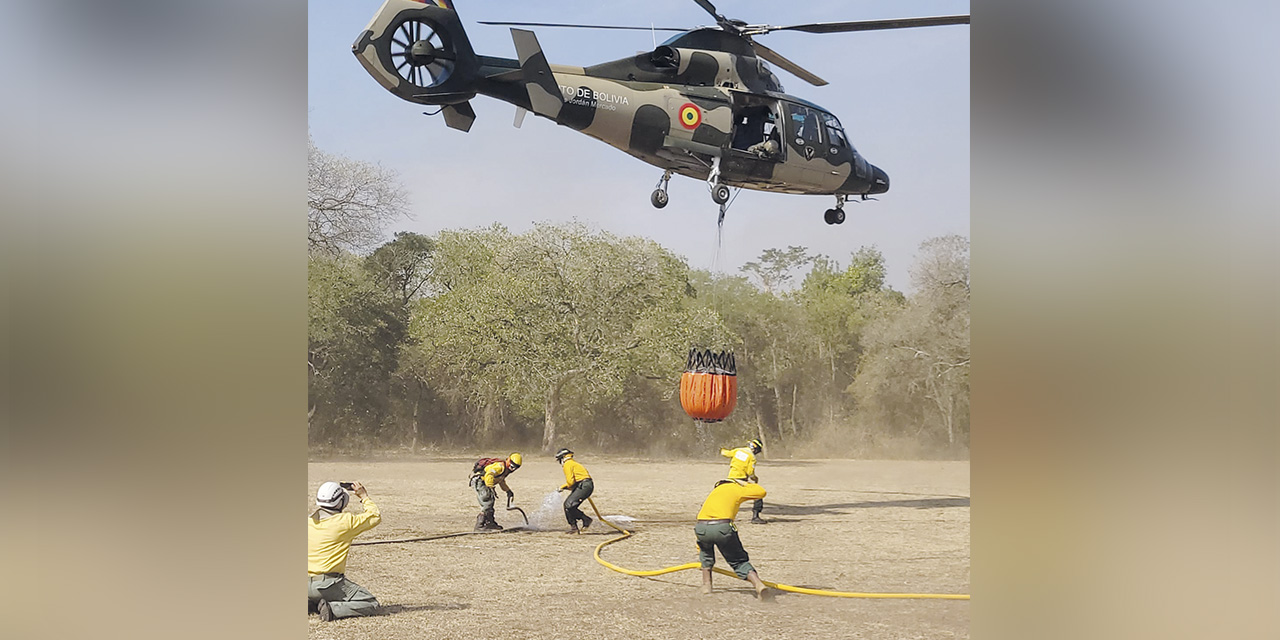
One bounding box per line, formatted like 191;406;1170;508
910;235;970;295
308;137;408;256
851;236;970;448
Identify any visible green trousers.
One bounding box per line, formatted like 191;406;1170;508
471;475;496;510
694;520;755;579
308;574;379;619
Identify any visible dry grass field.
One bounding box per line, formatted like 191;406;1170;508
307;456;969;639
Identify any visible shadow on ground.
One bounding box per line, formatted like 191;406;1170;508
378;602;471;615
765;497;969;516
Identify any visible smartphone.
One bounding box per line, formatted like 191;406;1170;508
339;482;356;490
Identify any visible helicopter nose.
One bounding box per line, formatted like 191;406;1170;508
867;165;889;194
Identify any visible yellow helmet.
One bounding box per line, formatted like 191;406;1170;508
507;452;523;469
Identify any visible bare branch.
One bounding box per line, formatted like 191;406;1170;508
308;137;409;256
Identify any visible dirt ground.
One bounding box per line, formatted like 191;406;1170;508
307;456;969;640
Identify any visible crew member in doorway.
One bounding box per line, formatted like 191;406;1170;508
308;481;382;621
695;478;773;600
720;438;767;523
555;448;594;534
470;453;522;530
747;121;781;159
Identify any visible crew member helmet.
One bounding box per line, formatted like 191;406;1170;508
748;438;763;454
507;452;523;469
316;481;348;511
554;448;573;463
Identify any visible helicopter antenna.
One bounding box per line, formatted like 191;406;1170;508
651;22;657;49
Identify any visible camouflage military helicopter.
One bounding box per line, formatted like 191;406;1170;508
353;0;969;225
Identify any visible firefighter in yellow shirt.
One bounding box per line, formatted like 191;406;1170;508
308;481;382;621
695;478;773;600
555;448;594;534
469;453;522;530
720;438;766;523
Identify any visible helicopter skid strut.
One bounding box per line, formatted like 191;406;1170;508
707;155;731;205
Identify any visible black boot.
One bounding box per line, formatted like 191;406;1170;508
484;508;503;530
475;511;488;531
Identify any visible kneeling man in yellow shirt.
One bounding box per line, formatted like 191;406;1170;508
308;481;381;621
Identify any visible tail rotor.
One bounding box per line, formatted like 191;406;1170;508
353;0;479;106
389;18;457;89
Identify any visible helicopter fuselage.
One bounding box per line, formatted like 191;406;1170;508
353;1;889;202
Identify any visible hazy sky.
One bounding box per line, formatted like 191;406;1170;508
308;0;969;292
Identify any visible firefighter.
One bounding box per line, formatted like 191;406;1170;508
555;448;594;534
308;481;381;621
695;478;773;600
720;438;767;523
469;453;522;530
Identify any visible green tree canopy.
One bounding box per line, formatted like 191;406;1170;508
308;253;408;445
410;223;725;452
364;231;436;305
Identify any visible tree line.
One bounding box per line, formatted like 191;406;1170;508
308;140;968;457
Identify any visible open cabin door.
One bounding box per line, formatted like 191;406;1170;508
722;94;784;187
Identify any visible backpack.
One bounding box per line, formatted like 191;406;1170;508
472;457;504;475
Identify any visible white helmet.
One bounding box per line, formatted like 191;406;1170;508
316;481;348;510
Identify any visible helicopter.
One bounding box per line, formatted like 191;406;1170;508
352;0;969;225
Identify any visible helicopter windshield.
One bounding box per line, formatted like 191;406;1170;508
785;102;861;159
824;113;854;153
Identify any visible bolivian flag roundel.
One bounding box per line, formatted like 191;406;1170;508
679;103;701;130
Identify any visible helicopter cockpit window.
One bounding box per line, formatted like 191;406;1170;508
824;114;850;155
789;104;823;148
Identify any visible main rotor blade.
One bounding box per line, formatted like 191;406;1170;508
690;0;746;32
758;15;970;35
749;39;827;87
477;21;688;32
691;0;724;23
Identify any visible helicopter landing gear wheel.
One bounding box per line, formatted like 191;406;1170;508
651;170;672;209
651;189;669;208
712;184;731;205
824;194;848;225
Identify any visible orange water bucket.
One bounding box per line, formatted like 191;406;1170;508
679;348;737;422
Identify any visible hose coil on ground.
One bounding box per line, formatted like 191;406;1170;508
585;498;970;600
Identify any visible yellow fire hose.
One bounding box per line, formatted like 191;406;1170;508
585;498;970;600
